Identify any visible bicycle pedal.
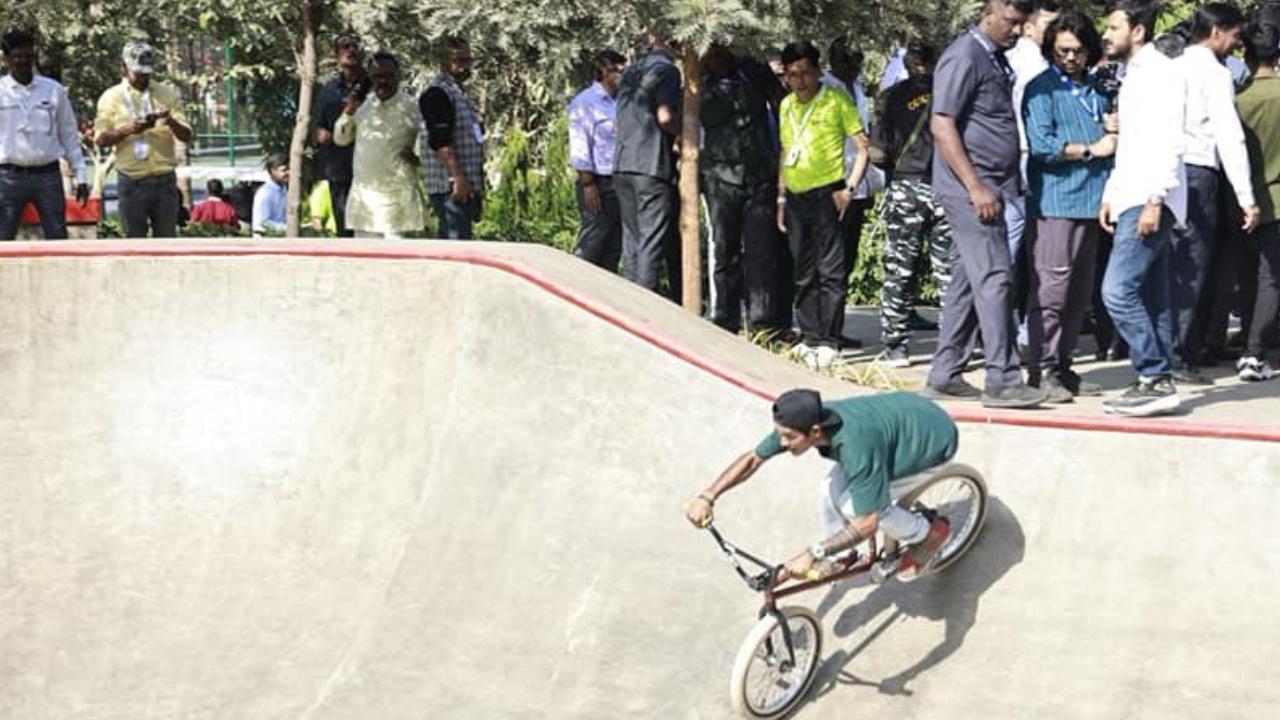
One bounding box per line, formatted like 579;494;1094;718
870;558;900;585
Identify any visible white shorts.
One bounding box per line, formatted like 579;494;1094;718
820;465;931;544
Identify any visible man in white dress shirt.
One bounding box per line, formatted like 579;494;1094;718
1167;3;1260;384
1098;0;1189;417
0;29;88;240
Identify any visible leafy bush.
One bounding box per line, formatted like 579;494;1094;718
470;116;578;252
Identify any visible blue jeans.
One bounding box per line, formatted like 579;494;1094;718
0;165;67;240
429;193;477;240
1101;206;1176;378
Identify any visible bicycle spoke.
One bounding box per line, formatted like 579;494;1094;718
743;618;818;714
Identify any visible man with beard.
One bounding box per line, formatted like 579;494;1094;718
1097;0;1189;417
422;37;483;239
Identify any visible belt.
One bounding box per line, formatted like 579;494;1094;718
119;171;177;184
0;162;59;174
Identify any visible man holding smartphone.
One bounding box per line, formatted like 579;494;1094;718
313;35;366;237
94;40;191;238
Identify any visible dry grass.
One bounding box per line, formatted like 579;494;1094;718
747;330;914;392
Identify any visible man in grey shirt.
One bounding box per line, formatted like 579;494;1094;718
925;0;1045;409
613;30;683;301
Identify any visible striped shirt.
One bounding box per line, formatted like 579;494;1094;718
1022;67;1112;219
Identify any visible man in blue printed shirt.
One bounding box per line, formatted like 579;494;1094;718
1022;11;1117;402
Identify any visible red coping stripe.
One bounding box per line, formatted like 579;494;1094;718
3;240;1276;444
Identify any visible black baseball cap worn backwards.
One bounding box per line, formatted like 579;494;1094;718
772;389;839;432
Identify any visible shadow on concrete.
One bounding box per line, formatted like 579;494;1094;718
802;496;1025;705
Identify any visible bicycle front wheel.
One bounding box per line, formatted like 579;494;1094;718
729;606;823;719
897;463;988;574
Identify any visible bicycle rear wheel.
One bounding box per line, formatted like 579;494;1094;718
897;463;987;574
729;606;822;719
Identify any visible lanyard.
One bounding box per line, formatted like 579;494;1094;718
787;87;826;140
120;82;153;119
1050;65;1101;122
968;28;1014;84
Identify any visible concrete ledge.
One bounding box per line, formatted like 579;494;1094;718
2;238;1276;444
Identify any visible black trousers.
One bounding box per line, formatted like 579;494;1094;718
1245;222;1280;358
1169;164;1220;365
704;177;791;333
786;183;846;348
573;175;622;272
1201;177;1253;355
839;196;871;286
615;172;681;301
329;179;353;238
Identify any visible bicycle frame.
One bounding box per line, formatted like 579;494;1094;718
705;522;885;667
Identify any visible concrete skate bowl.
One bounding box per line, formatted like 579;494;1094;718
1;241;1277;720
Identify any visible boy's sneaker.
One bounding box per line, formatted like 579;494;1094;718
1236;356;1276;382
898;517;951;581
883;344;911;368
1102;375;1181;417
1059;368;1103;396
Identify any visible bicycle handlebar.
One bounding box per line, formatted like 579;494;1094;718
704;522;783;592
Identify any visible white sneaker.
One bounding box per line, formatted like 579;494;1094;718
1236;356;1275;382
813;345;840;371
791;342;819;370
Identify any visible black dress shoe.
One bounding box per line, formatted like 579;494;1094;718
920;379;982;400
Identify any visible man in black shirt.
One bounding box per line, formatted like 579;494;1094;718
312;35;365;237
871;46;954;367
700;45;790;335
613;29;683;300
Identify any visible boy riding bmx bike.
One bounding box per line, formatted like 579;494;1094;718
684;388;956;581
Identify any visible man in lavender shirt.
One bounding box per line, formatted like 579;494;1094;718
567;50;626;271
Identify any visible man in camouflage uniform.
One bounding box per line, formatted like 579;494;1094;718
871;45;953;367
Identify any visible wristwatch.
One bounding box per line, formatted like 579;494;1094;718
1081;145;1093;162
809;543;827;560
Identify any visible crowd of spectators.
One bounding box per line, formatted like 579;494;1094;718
568;0;1280;418
3;1;1279;419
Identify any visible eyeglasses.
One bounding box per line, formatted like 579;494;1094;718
1054;47;1085;58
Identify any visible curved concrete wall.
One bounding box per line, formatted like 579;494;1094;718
0;245;1276;719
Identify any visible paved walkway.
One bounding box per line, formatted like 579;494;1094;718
829;306;1280;431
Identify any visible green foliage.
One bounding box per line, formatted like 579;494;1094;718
846;202;938;306
471;117;578;250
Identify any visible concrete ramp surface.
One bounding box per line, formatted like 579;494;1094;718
1;242;1277;720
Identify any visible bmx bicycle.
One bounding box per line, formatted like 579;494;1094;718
704;462;988;719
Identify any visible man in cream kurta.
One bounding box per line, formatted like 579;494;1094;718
334;52;424;238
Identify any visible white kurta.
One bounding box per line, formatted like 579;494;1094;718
334;91;425;234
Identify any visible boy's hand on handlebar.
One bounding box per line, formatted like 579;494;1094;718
683;494;715;528
784;549;816;581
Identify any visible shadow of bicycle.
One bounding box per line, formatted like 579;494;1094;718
803;495;1025;704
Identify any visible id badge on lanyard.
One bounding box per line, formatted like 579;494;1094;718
123;86;153;160
785;88;824;167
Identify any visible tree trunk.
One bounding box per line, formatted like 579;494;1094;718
678;47;702;314
286;0;318;238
